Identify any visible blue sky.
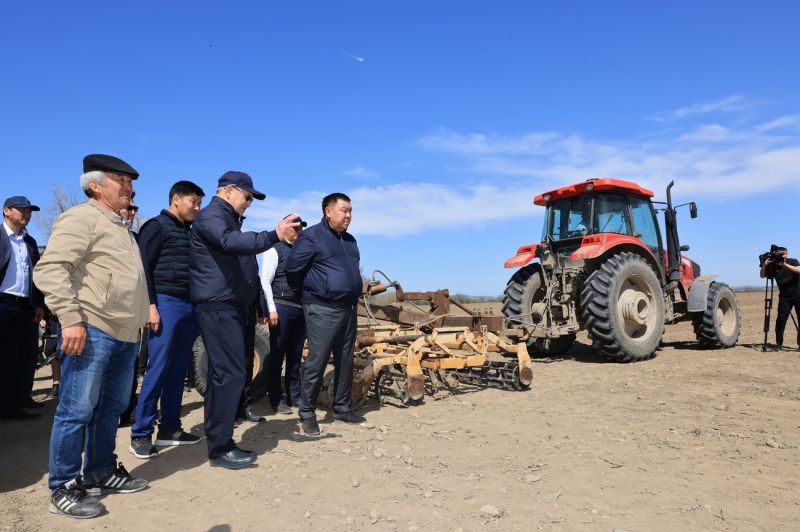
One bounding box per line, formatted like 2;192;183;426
1;1;798;294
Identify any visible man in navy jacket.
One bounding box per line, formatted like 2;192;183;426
285;192;365;435
189;171;298;469
0;196;45;420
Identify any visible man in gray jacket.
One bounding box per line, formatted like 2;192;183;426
33;154;150;519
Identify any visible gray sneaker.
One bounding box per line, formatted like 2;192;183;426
129;437;158;459
49;479;105;519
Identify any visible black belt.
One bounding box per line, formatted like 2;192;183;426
0;293;30;304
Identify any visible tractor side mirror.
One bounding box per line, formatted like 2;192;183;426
680;244;690;252
689;202;698;218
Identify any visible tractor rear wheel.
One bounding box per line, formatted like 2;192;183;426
581;252;664;362
692;282;740;348
502;264;546;352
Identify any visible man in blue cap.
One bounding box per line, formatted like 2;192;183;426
190;171;299;469
0;196;46;420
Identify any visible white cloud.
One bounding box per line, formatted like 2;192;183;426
344;165;380;180
246;183;542;237
755;114;800;132
651;94;749;122
246;97;800;237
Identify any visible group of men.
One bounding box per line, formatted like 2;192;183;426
4;153;366;519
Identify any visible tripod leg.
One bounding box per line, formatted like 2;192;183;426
763;278;774;351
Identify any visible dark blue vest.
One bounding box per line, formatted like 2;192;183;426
150;210;192;298
272;241;302;304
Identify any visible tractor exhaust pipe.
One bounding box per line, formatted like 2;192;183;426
664;181;682;286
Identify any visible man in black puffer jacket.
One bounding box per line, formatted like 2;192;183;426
190;171;298;469
286;192;365;435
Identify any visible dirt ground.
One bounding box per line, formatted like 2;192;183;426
1;291;798;531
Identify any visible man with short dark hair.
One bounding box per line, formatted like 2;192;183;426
190;171;299;469
286;192;366;435
0;196;45;420
34;154;150;519
130;180;206;458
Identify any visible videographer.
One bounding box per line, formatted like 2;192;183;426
760;245;800;350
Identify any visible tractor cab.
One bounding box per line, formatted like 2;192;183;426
538;179;664;275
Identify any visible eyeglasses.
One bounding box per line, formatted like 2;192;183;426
126;205;139;213
231;186;253;202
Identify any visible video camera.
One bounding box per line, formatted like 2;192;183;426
759;244;786;277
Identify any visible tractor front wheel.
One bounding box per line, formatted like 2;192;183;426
692;282;740;348
581;252;664;362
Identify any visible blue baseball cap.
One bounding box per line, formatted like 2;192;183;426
3;196;40;211
218;171;266;201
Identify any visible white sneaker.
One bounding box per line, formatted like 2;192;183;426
276;401;293;415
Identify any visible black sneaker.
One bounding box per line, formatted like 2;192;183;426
86;463;148;496
49;479;106;519
301;417;321;435
334;410;367;424
155;429;202;446
129;437;158;459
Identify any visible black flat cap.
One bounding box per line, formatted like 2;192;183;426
83;154;139;179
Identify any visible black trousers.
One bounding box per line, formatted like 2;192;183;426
196;307;247;457
0;298;36;414
299;303;356;420
775;295;800;346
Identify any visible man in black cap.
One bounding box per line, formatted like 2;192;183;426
190;171;299;469
34;154;149;519
0;196;46;420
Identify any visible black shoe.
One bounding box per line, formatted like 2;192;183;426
129;437;158;459
49;479;105;519
86;462;148;496
0;409;41;421
238;406;265;423
155;429;202;446
48;384;60;398
334;410;367;424
20;398;45;409
209;447;257;469
301;416;321;435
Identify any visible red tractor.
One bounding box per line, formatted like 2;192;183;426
502;178;740;362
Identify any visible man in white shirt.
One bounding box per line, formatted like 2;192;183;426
245;215;307;413
0;196;45;420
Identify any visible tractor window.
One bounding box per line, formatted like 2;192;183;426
547;195;593;240
593;193;632;236
630;196;661;255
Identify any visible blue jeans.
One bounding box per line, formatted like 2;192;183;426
49;324;140;491
132;294;197;438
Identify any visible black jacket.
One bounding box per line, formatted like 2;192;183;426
0;228;44;309
138;209;192;303
189;196;278;310
285;216;361;308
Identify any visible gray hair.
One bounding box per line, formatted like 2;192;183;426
80;170;107;198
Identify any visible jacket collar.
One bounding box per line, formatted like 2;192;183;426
210;196;240;221
320;216;347;239
88;199;128;226
160;209;192;229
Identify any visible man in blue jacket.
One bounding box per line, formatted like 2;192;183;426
130;181;205;459
285;192;366;435
0;196;45;420
190;171;298;469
